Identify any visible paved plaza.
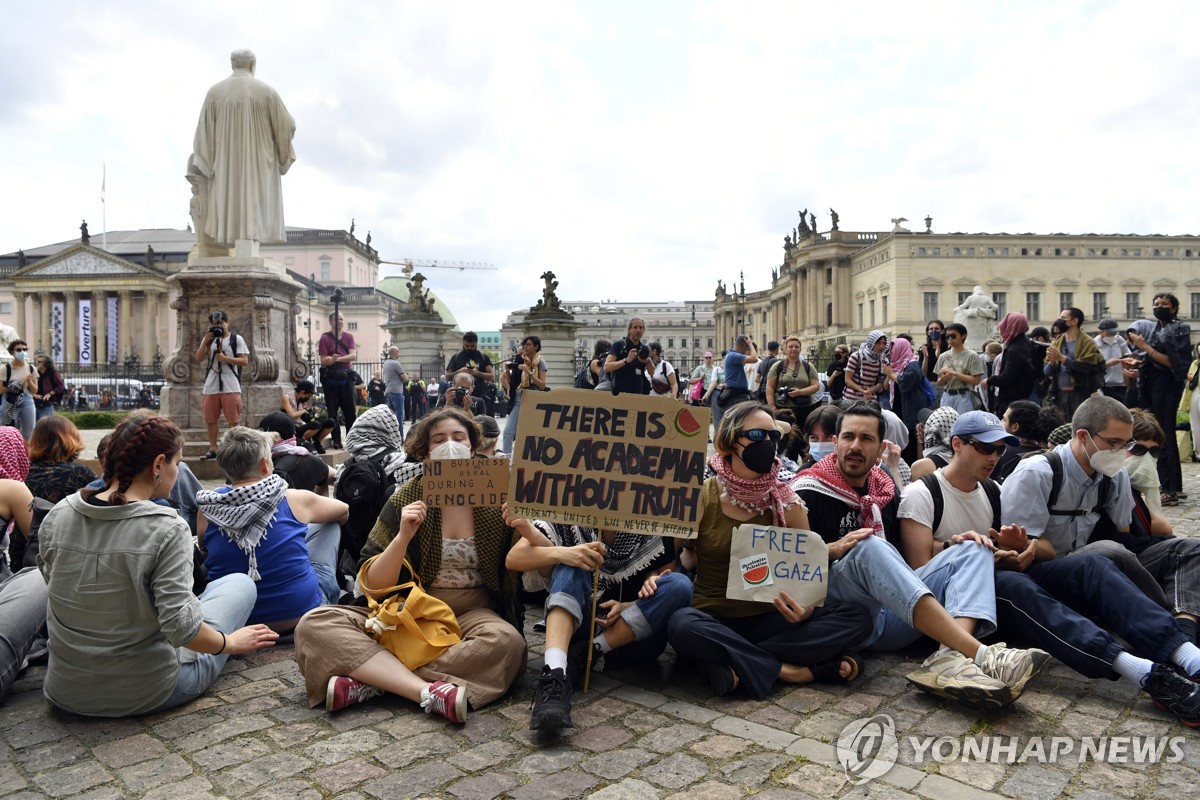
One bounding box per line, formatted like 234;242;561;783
3;456;1200;799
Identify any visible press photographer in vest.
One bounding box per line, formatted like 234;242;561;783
194;311;248;460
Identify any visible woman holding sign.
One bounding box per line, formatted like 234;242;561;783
294;408;531;721
667;402;874;700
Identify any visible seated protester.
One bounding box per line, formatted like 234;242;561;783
198;427;347;633
436;373;486;416
791;401;1047;709
336;407;412;561
773;409;805;483
25;415;98;504
0;427;29;485
283;380;335;454
910;406;958;480
38;415;278;717
473;414;503;457
1;478;48;704
902;409;1200;726
668;402;874;701
880;408;913;490
258;412;335;493
797;403;844;472
992;401;1063;483
294;408;528;720
511;524;692;732
1002;395;1200;653
1124;410;1174;536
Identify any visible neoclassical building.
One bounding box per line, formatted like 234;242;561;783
714;216;1200;356
0;226;463;378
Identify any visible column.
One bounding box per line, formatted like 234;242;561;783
93;291;107;364
34;292;47;354
64;291;78;366
12;291;26;342
157;290;170;357
145;291;158;363
119;290;132;360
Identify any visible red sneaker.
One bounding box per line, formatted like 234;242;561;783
423;680;468;723
325;676;382;712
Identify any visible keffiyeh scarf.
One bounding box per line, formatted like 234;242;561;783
792;453;896;536
540;522;667;592
196;474;287;580
272;436;311;458
859;330;887;362
707;452;801;527
0;427;29;480
922;406;958;465
344;405;407;479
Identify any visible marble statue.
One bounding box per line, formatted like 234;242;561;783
80;220;90;245
405;273;433;314
16;249;26;268
715;279;725;297
187;49;297;252
829;209;839;230
349;218;356;237
953;285;1000;346
798;209;810;235
534;271;561;312
0;323;20;363
809;212;817;233
891;217;909;233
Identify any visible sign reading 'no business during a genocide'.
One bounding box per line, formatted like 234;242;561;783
506;388;711;537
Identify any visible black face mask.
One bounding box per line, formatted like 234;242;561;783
740;439;777;475
1154;306;1174;323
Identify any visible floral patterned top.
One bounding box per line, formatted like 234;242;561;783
431;536;482;589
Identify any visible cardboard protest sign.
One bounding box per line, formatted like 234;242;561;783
725;525;828;607
506;388;711;537
423;457;510;507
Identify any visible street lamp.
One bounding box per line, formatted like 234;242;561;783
305;273;316;381
738;271;746;334
690;304;697;373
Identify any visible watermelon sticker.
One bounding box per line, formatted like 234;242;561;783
739;554;774;589
674;408;702;437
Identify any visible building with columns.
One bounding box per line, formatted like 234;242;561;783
0;226;464;375
714;216;1200;358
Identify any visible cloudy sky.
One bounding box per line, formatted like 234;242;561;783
3;0;1199;330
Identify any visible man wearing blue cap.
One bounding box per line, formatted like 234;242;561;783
899;408;1200;727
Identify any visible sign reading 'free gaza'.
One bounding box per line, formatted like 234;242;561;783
507;388;711;538
726;525;829;607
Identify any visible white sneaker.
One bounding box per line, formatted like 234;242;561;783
905;648;1012;710
976;642;1051;699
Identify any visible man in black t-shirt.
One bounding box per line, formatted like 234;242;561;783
603;317;652;395
445;331;494;406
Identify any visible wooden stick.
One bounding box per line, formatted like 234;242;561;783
583;566;601;693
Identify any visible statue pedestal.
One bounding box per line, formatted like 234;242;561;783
385;318;456;380
518;313;584;388
160;257;305;458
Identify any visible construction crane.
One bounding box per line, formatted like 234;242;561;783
379;258;498;276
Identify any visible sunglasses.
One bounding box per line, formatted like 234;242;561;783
738;428;782;443
1128;443;1162;458
959;437;1005;456
944;333;960;341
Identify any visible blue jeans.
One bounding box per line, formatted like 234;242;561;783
0;567;48;702
546;564;693;665
146;573;257;714
939;391;975;415
1;393;34;439
386;392;406;430
305;522;342;603
502;389;525;456
35;403;55;421
826;534;997;651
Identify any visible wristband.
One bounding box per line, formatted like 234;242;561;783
216;630;227;655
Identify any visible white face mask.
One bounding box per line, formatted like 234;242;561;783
1085;432;1126;478
430;440;472;460
808;441;835;460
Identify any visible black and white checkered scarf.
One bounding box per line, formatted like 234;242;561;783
196;474;287;581
344;405;407;479
537;522;666;592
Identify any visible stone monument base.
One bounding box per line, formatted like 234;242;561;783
518;313;584;388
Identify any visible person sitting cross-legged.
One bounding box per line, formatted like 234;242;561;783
508;523;693;733
899;409;1200;727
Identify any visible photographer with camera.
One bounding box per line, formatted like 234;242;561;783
319;312;357;449
282;380;335;454
604;317;652;395
436;373;486;415
501;335;547;456
1;339;39;439
194;311;249;459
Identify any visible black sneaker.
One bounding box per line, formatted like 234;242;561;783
1142;663;1200;728
567;639;606;685
530;666;573;732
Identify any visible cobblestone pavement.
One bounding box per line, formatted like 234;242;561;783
5;465;1200;800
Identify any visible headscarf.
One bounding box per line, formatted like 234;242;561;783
1047;423;1073;447
998;312;1029;345
1129;320;1156;353
196;474;288;581
0;427;29;481
922;406;958;464
881;409;909;452
889;337;915;373
707;452;802;527
791;453;897;537
271;437;312;458
342;405;408;480
859;330;887;363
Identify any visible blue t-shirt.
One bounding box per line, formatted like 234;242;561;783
203;491;322;624
608;338;651;394
723;351;749;390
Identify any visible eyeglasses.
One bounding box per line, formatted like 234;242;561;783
1128;443;1162;458
1091;433;1135;451
738;428;782;443
959;437;1006;456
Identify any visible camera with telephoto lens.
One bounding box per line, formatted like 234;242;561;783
208;311;226;339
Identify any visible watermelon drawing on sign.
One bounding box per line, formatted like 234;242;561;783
674;408;701;437
739;554;774;588
742;565;770;584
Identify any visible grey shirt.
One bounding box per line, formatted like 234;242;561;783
382;357;408;394
999;443;1133;557
38;494;203;716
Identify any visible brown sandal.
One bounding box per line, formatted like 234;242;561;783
811;653;861;684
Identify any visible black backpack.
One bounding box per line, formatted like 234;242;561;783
334;455;396;561
573;365;595;389
1042;449;1111;517
756;355;779;401
918;473;1001;537
6;497;55;571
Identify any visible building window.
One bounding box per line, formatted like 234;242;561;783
1059;292;1074;312
1026;292;1041;321
1125;292;1140;319
320;259;331;281
667;338;674;348
881;296;888;324
994;292;1006;318
347;322;358;331
923;292;938;321
858;304;864;329
1093;292;1108;321
826;267;833;284
958;291;971;306
708;338;713;348
0;302;11;315
869;299;876;327
746;312;753;325
1191;293;1200;320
